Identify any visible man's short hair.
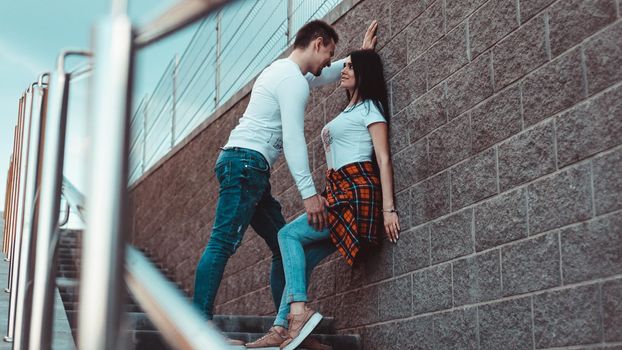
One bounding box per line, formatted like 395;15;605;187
293;20;339;49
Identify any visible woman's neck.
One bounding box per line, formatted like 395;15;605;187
347;90;361;107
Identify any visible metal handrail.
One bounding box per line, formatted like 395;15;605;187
29;50;91;350
3;0;242;349
74;1;242;348
5;84;36;344
134;0;233;48
61;167;229;349
8;75;50;349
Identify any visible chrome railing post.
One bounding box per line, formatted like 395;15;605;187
5;88;34;343
78;10;133;350
13;75;50;350
215;12;221;106
29;51;91;350
171;55;178;147
5;123;20;264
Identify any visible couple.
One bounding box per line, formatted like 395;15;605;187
193;19;400;350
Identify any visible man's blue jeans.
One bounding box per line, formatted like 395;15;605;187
192;147;332;323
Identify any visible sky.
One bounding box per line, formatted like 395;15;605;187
0;0;198;211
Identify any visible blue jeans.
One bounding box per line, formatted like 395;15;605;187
193;147;284;320
275;213;336;328
193;148;333;322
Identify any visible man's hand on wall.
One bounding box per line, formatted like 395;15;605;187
361;20;378;50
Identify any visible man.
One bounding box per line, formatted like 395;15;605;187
193;19;378;347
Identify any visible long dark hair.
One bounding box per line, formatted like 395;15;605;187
345;49;390;125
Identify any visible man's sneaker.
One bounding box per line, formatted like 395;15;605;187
280;307;323;350
300;337;333;350
246;327;288;349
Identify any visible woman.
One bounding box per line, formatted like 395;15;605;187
246;49;400;350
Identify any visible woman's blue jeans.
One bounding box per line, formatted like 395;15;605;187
274;213;336;328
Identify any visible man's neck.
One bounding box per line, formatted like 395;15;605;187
288;49;310;75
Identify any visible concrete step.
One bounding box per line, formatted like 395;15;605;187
224;332;361;350
124;329;360;350
212;314;337;334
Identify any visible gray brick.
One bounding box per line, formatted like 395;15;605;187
469;0;519;57
364;242;394;284
433;308;478;350
390;0;428;37
411;171;451;224
498;121;556;191
396;316;435;350
474;188;528;251
393;139;429;193
527;163;592;234
424;23;469;87
412;264;452;314
334;259;365;293
304;104;325;142
378;276;412;321
390;108;412;154
395;225;430;275
408;83;448;143
521;48;584;127
428;113;472;174
561;212;622;284
603;279;622;342
311;136;325;170
334;285;378;328
593;147;622;215
406;0;445;61
479;298;533;350
362;322;399;350
324;88;348;124
533;284;603;348
446;52;494;119
445;0;489;30
453;249;502;306
556;84;622;167
548;0;617;58
396;188;413;231
430;209;474;264
502;232;561;295
381;29;408;80
308;259;336;300
520;0;555;21
450;148;498;210
585;20;622;94
392;58;427;113
471;84;522;152
493;14;548;90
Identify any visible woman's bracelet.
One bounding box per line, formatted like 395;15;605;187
382;208;399;215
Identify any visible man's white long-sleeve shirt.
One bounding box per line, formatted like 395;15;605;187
224;57;345;199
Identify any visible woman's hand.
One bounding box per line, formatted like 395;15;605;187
383;211;400;243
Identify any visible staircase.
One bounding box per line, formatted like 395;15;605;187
56;229;362;349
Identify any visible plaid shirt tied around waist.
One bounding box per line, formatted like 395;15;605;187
325;161;382;266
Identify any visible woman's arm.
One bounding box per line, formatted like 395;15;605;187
368;122;400;243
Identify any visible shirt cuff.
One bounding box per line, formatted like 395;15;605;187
299;185;317;200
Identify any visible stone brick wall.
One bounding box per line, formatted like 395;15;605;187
129;0;622;348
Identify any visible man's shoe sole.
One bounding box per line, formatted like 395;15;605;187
282;313;323;350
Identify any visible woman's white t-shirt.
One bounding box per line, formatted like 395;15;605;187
321;100;387;170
